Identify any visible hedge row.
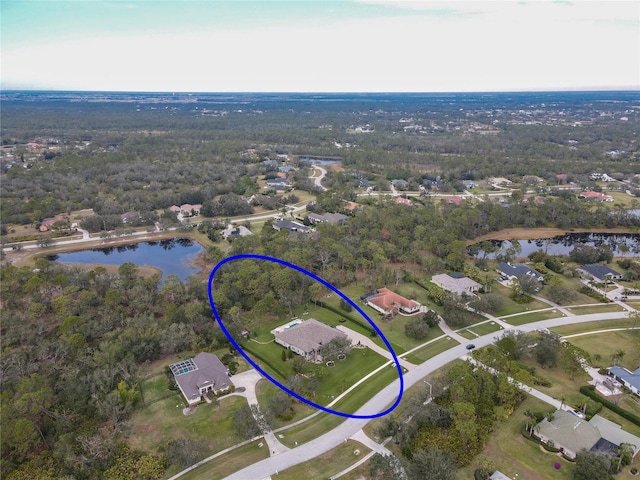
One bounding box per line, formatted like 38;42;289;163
579;385;640;427
242;343;287;381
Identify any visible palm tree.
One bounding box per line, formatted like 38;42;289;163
612;349;625;366
524;409;536;436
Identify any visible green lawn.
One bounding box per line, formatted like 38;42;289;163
330;363;401;415
456;396;572;480
403;336;460;364
457;329;478;340
491;284;550;316
277;412;346;448
176;440;270;480
563;330;640;371
276;440;370;480
551;318;637;336
127;393;247;456
140;373;173;405
503;308;567;326
565;304;626;314
468;320;504;337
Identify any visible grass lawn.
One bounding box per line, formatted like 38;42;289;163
140;373;173;405
456;396;571;480
565;304;626;314
403;336;459;364
503;309;567;326
277;412;345;448
551;318;637;336
276;440;370;480
176;439;270;480
457;329;478;340
330;363;401;415
127;393;247;456
563;330;640;370
491;284;550;316
518;357;591;408
469;320;504;337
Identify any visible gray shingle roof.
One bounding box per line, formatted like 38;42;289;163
171;353;233;402
274;319;347;355
534;410;601;454
579;264;622;280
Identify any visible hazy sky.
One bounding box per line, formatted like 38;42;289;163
2;0;638;92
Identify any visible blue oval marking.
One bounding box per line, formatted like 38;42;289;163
207;253;404;419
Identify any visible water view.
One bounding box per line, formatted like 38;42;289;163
471;233;640;258
48;238;203;282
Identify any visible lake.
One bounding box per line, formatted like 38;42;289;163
471;232;640;258
48;238;204;282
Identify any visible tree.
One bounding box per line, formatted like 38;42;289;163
369;453;407;480
164;438;208;468
405;316;430;340
318;336;352;361
405;448;456;480
517;273;541;295
535;331;560;368
36;236;54;248
231;403;261;440
572;450;611;480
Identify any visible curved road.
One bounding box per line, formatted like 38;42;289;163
225;310;631;479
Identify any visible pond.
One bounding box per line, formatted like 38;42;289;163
470;232;640;258
48;238;204;282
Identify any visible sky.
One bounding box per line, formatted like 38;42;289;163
1;0;639;92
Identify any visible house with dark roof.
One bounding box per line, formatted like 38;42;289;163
498;262;544;282
273;319;349;361
609;366;640;396
577;264;623;281
169;353;234;406
273;219;311;234
431;273;481;296
265;178;291;190
364;288;421;317
307;212;348;225
533;410;640;459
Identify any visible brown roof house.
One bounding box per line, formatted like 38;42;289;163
169;353;234;406
363;288;421;317
273;319;349;362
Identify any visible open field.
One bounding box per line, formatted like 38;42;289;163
176;440;270;480
468;320;505;337
470;227;639;243
563;330;640;371
127;393;247;455
276;440;370;480
491;284;551;316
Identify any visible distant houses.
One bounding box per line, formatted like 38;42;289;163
608;366;640;396
221;224;253;240
39;215;69;232
579;191;614;202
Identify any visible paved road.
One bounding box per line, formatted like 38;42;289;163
224;310;630;479
312;166;328;191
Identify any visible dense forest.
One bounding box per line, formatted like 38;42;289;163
1;91;638;226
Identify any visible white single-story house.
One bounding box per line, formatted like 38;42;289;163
431;273;482;296
307;212;348;225
273;219;311;234
609;366;640;396
169;353;234;406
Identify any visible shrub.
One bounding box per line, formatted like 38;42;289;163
580;385;640;427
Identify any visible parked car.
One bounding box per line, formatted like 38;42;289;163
466;344;476;350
